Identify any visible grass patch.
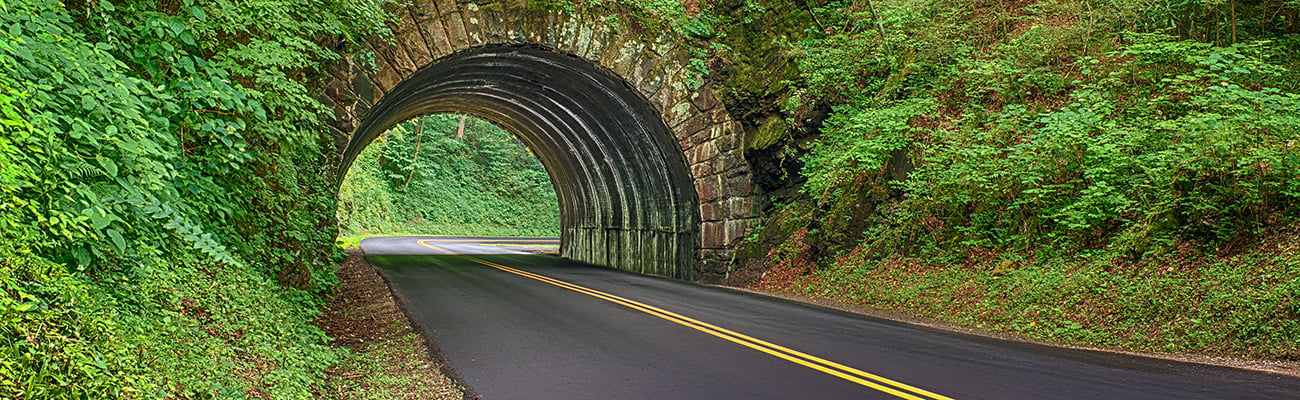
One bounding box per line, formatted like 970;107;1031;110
749;227;1300;360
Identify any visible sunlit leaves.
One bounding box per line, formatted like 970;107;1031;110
0;0;389;396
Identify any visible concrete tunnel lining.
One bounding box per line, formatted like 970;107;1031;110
339;45;700;279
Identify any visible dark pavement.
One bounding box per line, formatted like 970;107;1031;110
362;236;1300;400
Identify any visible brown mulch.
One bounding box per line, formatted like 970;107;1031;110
318;250;467;399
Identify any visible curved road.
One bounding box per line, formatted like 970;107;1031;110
362;236;1300;400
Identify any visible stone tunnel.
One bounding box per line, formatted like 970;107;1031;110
323;1;757;280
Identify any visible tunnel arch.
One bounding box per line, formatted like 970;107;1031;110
323;2;762;279
340;45;699;279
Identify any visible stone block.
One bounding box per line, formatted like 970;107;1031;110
582;26;612;61
689;84;720;112
477;6;506;44
676;106;712;138
558;17;582;53
691;140;719;164
714;132;737;152
572;21;595;56
728;197;755;219
408;1;438;20
655;80;687;114
371;60;402;94
611;40;645;80
724;219;751;246
417;14;456;58
394;4;418;27
718;153;747;173
375;38;417;75
687;129;712;146
665;101;694;129
326;57;351;81
398;29;433;69
326;77;355;104
458;3;485;46
710;108;732;123
435;0;471;49
353;98;372;122
500;7;529;43
329;125;349;153
699;259;728;277
725;174;754;197
699;200;723;221
700;221;724;248
351;72;376;104
695;176;719;203
538;11;562;46
649;31;678;56
726;163;751;178
690;162;713;179
710;124;736;143
516;8;547;43
712;174;730;199
631;53;664;99
598;32;629;69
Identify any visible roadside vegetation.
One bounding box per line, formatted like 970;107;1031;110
699;0;1300;360
0;0;389;397
320;252;463;400
337;114;560;239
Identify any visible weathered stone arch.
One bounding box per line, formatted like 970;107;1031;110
322;1;756;279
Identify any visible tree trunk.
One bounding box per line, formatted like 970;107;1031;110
405;116;426;190
1230;0;1237;45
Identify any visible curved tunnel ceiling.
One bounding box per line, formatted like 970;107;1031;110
339;45;700;279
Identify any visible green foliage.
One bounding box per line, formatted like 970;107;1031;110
728;0;1299;359
339;115;560;238
780;234;1300;358
547;0;702;35
777;0;1300;257
802;98;935;201
0;0;388;397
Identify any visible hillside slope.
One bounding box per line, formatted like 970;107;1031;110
0;0;386;397
699;0;1300;360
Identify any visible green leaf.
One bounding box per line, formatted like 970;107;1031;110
107;228;126;253
89;208;110;230
98;157;118;177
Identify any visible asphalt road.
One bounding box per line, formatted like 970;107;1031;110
362;236;1300;400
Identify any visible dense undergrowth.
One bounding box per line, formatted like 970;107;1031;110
1;0;387;397
338;114;559;238
708;0;1300;359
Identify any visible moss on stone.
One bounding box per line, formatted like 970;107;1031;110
747;115;787;151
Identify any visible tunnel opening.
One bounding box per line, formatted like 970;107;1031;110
338;113;561;242
339;45;700;279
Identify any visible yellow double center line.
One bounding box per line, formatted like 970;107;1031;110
416;239;953;400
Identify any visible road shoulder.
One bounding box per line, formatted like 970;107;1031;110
318;250;469;399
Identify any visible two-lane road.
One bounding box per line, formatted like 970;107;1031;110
362;236;1300;399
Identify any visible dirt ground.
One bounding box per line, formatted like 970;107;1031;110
318;250;468;399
